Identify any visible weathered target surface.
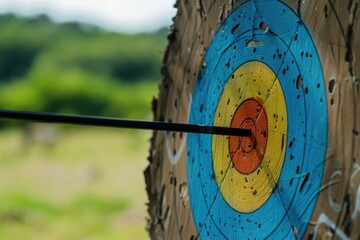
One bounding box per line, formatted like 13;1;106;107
187;1;327;238
146;0;360;239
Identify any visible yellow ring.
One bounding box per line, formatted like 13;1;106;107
212;61;288;213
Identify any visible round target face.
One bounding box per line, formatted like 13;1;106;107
187;1;327;239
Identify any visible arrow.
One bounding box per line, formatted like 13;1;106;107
0;109;251;137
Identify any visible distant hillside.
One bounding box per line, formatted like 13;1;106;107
0;14;168;120
0;14;168;82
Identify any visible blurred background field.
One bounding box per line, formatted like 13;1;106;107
0;3;170;238
0;127;151;239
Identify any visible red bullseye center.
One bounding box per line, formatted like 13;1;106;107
240;119;256;153
229;98;268;174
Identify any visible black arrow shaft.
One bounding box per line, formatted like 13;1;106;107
0;110;251;137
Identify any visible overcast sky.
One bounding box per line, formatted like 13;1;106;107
0;0;177;33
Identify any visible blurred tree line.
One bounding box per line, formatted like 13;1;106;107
0;14;167;121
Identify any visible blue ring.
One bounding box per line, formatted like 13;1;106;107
187;1;327;239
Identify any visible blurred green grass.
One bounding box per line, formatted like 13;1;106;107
0;127;150;239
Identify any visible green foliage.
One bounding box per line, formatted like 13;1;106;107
0;14;166;120
0;70;157;119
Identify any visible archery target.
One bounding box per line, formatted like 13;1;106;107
187;1;327;239
213;61;288;213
